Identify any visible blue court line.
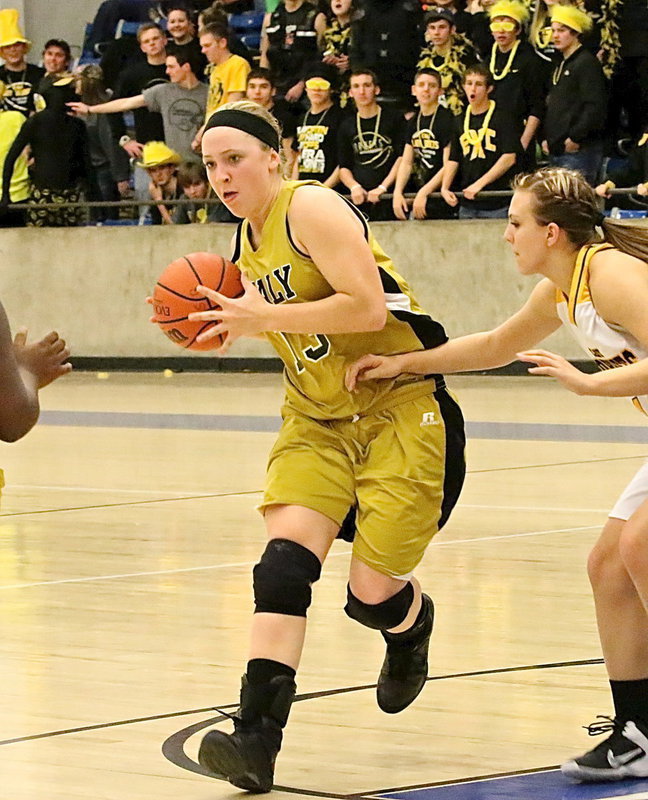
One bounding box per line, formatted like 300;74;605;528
378;770;648;800
38;411;648;444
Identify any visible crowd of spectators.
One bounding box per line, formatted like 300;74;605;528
0;0;646;226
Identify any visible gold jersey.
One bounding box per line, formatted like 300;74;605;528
233;180;448;420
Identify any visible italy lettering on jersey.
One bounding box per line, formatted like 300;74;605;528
232;179;448;420
556;242;648;415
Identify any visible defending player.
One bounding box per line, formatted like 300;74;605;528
188;100;466;792
346;166;648;784
0;300;71;498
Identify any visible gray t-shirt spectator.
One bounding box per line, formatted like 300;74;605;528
142;82;208;162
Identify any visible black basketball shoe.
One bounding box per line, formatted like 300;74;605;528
561;716;648;782
377;594;434;714
198;674;296;793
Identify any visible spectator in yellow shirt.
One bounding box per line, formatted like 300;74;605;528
0;95;30;227
192;20;251;151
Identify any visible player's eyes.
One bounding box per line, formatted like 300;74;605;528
204;161;214;170
229;155;241;164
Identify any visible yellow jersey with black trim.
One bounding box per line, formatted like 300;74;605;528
556;242;648;415
232;180;448;420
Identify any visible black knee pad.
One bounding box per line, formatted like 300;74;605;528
253;538;322;616
344;581;414;630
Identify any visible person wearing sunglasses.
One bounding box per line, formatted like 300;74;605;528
487;0;545;171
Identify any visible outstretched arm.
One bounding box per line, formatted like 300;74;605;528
68;94;147;116
346;278;561;389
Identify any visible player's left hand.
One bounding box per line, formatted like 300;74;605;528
188;273;270;354
517;349;595;395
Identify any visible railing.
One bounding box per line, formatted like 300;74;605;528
2;187;646;213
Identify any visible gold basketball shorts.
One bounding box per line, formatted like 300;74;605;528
260;387;465;578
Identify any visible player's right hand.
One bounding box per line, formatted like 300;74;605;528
345;353;404;391
14;329;72;388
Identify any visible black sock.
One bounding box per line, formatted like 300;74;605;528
247;658;296;686
610;678;648;725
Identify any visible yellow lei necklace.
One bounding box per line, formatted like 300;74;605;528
462;100;496;159
489;39;520;80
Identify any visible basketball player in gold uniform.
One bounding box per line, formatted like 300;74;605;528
347;167;648;784
187;101;466;792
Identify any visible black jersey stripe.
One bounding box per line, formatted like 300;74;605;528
231;220;244;263
391;309;449;349
377;266;448;348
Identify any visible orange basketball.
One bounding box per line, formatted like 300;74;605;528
151;252;243;351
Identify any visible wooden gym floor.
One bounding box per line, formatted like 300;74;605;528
2;370;648;800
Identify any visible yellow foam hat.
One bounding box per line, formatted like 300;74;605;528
550;3;592;33
488;0;529;24
0;9;30;49
136;141;182;168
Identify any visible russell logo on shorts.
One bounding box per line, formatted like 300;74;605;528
420;412;440;427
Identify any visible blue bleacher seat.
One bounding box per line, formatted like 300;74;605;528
229;11;265;31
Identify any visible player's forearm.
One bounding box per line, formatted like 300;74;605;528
584;359;648;398
0;369;39;442
397;330;518;375
263;292;386;334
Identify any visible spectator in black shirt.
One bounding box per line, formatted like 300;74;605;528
111;22;169;161
393;68;456;220
487;0;545;170
338;68;405;220
292;65;343;186
349;0;423;113
542;4;607;186
166;4;208;78
38;39;72;94
260;0;322;103
0;9;44;117
442;63;518;217
2;77;91;227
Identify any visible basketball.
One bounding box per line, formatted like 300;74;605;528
151;252;243;351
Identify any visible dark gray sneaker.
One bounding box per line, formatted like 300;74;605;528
561;716;648;782
199;674;295;793
377;594;434;714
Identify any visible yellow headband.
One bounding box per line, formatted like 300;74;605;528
305;77;331;90
488;0;528;24
550;4;592;33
